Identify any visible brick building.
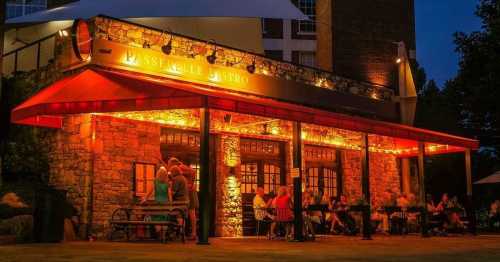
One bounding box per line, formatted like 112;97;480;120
263;0;416;88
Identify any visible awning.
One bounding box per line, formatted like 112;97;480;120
474;171;500;185
6;0;309;24
11;68;479;151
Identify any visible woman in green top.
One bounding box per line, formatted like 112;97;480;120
141;166;172;223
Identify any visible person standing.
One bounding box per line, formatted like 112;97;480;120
181;164;198;240
169;165;189;227
167;157;197;240
141;166;172;237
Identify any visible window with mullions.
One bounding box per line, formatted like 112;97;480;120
306;167;320;194
298;51;316;67
189;163;200;192
134;163;156;199
297;0;316;34
241;163;258;194
323;168;337;197
263;164;280;194
6;0;47;19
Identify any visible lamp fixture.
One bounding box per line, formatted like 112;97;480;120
58;30;69;37
396;57;403;64
246;57;256;74
206;39;217;64
161;31;173;55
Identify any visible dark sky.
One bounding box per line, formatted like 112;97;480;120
415;0;482;86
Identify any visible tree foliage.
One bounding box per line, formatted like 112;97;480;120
448;0;500;153
413;0;500;202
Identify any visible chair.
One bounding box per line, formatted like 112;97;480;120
274;208;294;240
254;208;271;238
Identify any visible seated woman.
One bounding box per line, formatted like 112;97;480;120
447;196;465;230
271;186;294;239
332;195;357;235
435;193;465;232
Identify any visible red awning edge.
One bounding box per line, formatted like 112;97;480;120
11;67;480;150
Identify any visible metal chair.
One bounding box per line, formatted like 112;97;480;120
254;208;271;239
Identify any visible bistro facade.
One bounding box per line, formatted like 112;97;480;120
10;17;479;241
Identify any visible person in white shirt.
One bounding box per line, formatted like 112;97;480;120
253;187;273;221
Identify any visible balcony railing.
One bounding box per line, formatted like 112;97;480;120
2;16;395;102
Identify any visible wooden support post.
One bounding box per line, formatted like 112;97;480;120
197;103;210;245
360;133;372;240
0;1;5;189
292;122;304;241
465;149;476;235
418;142;429;237
401;158;412;194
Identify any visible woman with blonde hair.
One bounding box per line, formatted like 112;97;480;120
141;166;171;205
141;166;172;239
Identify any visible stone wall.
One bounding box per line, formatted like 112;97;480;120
48;114;161;238
91;115;161;237
47;114;94;238
48;114;401;238
215;135;244;237
369;153;400;205
341;150;400;205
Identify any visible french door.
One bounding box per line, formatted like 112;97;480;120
239;138;285;235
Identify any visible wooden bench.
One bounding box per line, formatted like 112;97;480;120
109;201;189;243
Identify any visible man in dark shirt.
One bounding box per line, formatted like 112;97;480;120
170;166;188;201
169;166;188;226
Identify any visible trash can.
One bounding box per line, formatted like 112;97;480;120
33;187;67;243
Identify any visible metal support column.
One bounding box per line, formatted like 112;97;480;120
465;149;476;235
361;133;372;240
418;142;429;237
197;103;210;245
292;122;303;241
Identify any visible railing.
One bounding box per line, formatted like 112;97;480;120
2;16;395;102
2;33;56;75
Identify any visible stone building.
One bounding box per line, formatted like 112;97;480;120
5;1;478;242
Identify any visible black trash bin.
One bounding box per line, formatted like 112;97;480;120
33;188;67;243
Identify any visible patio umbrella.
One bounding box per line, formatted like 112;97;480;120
6;0;309;24
474;171;500;185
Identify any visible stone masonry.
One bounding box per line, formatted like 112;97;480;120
48;114;401;238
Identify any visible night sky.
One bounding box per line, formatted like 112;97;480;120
415;0;482;86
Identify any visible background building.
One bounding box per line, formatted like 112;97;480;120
6;0;47;19
262;0;416;88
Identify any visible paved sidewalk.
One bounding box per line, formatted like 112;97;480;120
1;235;500;262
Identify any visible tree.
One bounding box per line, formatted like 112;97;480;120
448;0;500;157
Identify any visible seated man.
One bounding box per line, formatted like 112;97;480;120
253;187;273;220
